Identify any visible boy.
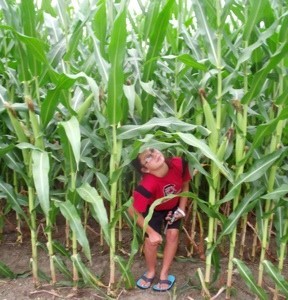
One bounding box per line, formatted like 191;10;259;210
128;148;191;292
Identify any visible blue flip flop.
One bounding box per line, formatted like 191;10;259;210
136;273;155;289
152;274;176;292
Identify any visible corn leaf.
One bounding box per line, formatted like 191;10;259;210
249;108;288;151
242;42;288;104
95;172;111;201
221;148;287;202
176;132;234;183
261;184;288;200
243;0;268;43
32;150;50;217
58;116;81;170
191;0;217;66
0;143;14;156
71;254;106;288
88;25;110;84
53;255;73;280
0;261;16;279
55;200;91;262
177;54;207;71
41;74;75;127
92;0;107;59
233;258;268;300
77;183;110;245
141;0;175;121
143;0;160;41
107;5;127;125
263;260;288;297
114;255;135;289
143;0;175;80
3;152;29;183
0;180;28;224
208;187;265;255
117;117;209;139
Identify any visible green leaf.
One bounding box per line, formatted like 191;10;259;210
53;255;73;280
141;0;175;121
55;200;91;262
263;260;288;297
221;148;287;202
3;152;29;183
177;54;207;71
117;117;209;139
249;108;288;150
107;6;127;125
261;184;288;200
58;116;81;170
237;21;279;67
114;256;135;289
64;18;88;61
52;241;71;257
41;74;75;127
191;0;217;66
95;172;111;201
71;254;105;288
15;32;48;64
77;183;110;245
88;24;110;84
32;150;50;217
20;0;36;37
242;42;288;104
243;0;267;42
143;0;175;80
175;132;234;183
0;143;15;156
92;0;107;59
0;180;28;224
0;261;16;279
208;187;265;255
233;258;268;300
143;0;160;41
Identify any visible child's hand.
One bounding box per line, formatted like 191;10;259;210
165;211;175;224
165;209;184;225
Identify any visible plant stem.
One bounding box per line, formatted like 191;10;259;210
108;125;122;292
28;184;39;286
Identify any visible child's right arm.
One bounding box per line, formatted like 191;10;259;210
128;205;163;245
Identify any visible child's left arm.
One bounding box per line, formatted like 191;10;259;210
178;180;189;215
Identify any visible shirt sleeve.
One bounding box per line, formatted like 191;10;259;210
132;184;152;213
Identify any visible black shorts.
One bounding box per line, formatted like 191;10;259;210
143;206;181;235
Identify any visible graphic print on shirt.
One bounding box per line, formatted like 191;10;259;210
163;184;177;196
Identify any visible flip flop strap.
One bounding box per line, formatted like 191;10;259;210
141;275;154;283
158;279;171;285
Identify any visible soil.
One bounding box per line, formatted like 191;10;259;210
0;216;286;300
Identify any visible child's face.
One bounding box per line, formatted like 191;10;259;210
138;148;165;172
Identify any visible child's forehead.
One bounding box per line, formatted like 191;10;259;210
139;148;152;157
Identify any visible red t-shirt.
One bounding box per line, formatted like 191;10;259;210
132;157;191;213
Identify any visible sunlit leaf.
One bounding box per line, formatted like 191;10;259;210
233;258;268;300
32;150;50;217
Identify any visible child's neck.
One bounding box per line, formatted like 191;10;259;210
151;162;169;178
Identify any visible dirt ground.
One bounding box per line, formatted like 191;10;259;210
0;216;286;300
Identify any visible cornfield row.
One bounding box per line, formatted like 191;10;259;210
0;0;287;299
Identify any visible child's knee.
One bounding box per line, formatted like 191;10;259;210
166;229;179;242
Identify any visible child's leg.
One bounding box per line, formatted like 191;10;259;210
158;229;179;285
144;237;158;275
137;237;158;288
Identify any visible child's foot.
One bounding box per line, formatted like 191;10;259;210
136;272;155;289
152;275;176;291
